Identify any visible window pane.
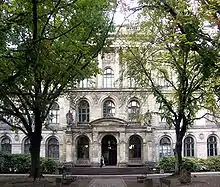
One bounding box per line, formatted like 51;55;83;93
1;137;11;154
78;100;90;123
47;138;59;159
128;100;140;121
184;137;194;157
129;136;141;159
103;68;114;88
77;136;89;159
159;137;171;158
207;136;217;157
24;138;30;154
103;100;115;117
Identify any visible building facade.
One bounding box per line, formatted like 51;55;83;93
0;28;219;167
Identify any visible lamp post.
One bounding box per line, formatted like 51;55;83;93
66;110;74;131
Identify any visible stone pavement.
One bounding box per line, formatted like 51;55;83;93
88;177;127;187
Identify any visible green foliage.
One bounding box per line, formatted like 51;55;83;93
0;152;58;174
159;156;220;172
41;157;58;174
0;0;115;177
0;153;31;173
206;156;220;171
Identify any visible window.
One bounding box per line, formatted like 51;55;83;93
48;102;59;124
24;138;30;154
184;137;194;157
79;78;89;88
47;137;59;159
1;137;11;154
103;100;115;117
128;100;140;121
207;136;217;157
159;137;171;158
128;77;136;88
78;100;90;123
129;135;141;159
77;136;89;159
103;68;114;88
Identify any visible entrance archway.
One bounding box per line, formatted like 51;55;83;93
101;135;117;166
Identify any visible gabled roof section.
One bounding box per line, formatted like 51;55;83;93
90;117;127;126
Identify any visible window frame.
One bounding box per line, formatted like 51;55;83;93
128;100;140;121
47;137;59;159
77;136;89;159
128;135;142;159
78;100;90;123
159;137;172;158
1;136;12;154
207;135;217;157
103;68;114;88
24;138;30;154
48;102;59;124
103;100;115;117
183;136;195;157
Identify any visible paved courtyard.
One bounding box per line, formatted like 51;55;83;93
88;178;126;187
1;173;220;186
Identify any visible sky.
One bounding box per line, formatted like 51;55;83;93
114;0;138;25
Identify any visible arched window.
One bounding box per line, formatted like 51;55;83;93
1;137;11;154
129;135;142;159
78;100;90;123
184;137;194;157
24;138;30;154
103;100;115;117
159;137;171;158
77;136;89;159
48;102;59;124
207;136;217;157
47;137;59;159
103;68;114;88
128;100;140;121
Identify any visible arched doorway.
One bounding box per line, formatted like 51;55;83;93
101;135;117;166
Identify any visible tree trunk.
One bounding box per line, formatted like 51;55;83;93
175;136;183;174
29;111;43;180
29;131;42;180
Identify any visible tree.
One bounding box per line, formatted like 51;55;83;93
0;0;116;178
121;0;219;174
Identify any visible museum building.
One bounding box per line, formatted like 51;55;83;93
0;27;219;167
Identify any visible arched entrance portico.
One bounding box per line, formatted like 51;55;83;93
101;135;117;166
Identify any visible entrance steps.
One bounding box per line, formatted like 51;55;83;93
70;167;150;175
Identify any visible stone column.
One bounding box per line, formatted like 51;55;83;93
66;133;73;162
118;133;127;167
147;141;153;162
91;132;100;166
143;142;148;163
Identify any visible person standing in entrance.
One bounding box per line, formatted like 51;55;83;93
100;155;104;167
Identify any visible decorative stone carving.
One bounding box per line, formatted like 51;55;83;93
14;134;19;141
118;92;128;107
199;133;204;140
91;93;100;105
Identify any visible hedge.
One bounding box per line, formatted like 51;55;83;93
159;156;220;172
0;152;58;174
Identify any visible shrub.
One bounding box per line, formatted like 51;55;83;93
41;157;58;174
0;152;58;174
159;156;175;172
159;156;207;172
206;156;220;171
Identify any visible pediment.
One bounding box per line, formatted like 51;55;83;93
90;117;127;126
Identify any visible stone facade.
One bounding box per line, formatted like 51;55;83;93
0;40;219;167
